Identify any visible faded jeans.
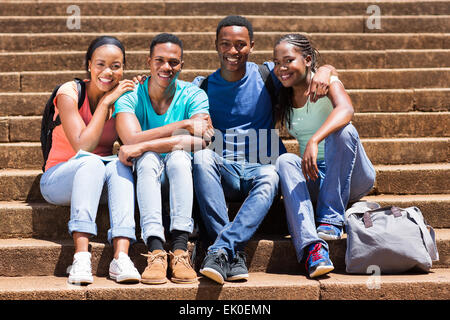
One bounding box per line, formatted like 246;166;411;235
276;123;376;262
193;148;279;259
135;150;194;245
40;157;136;244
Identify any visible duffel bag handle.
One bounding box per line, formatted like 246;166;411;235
361;206;402;228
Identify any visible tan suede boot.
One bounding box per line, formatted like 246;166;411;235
140;250;168;284
169;250;198;284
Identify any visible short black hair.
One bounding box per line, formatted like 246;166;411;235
149;33;183;58
216;15;254;41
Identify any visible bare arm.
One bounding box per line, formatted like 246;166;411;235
302;81;354;181
115;112;212;145
118;135;206;166
309;64;339;102
58;80;135;152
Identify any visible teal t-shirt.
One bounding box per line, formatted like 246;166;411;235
287;97;333;161
113;77;209;131
287;74;341;161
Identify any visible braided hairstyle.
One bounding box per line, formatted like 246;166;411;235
273;34;321;129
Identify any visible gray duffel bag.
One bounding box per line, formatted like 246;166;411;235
344;202;439;274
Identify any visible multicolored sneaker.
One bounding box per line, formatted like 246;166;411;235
305;243;334;278
317;223;343;240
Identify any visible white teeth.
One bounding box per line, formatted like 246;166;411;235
226;57;238;62
99;78;112;83
159;74;171;78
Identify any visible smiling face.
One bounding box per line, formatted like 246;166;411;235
216;25;254;80
147;42;183;89
273;41;311;88
88;44;124;92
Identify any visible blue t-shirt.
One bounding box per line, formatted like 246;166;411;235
192;62;286;164
113;77;209;131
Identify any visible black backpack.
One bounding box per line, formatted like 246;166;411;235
40;78;86;172
198;64;277;107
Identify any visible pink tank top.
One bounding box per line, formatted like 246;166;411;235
45;80;118;171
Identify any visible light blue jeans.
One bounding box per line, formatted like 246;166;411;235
193;148;279;259
40;156;136;244
135;150;194;245
276;123;376;262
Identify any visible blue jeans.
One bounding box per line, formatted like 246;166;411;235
276;123;376;262
135;150;194;245
193;148;279;259
40;157;136;244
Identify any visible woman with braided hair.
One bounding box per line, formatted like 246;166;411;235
273;34;376;278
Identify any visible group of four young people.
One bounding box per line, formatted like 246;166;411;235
40;15;375;285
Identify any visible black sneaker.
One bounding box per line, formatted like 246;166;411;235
227;251;249;281
200;249;229;284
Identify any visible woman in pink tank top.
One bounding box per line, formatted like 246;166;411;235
40;36;141;285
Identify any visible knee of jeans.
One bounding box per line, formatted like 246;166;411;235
166;150;192;172
104;159;131;178
256;165;280;187
136;151;162;174
77;156;106;178
276;153;301;172
193;148;216;168
328;123;359;146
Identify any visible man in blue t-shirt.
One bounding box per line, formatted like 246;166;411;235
113;33;213;285
192;16;337;284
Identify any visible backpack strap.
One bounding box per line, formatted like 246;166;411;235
257;64;277;108
54;78;86;126
198;76;209;93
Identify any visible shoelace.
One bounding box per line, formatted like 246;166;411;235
141;251;167;265
305;243;323;270
169;251;192;269
233;251;247;264
213;252;228;268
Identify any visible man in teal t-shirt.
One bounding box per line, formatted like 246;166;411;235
114;77;209;133
113;33;212;285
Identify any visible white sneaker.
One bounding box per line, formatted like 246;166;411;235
109;252;141;283
67;252;94;285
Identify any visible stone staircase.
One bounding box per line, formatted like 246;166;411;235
0;0;449;301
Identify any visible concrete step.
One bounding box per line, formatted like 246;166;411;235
1;163;449;202
0;231;447;278
2;269;448;300
0;230;448;277
2;49;449;72
1;1;449;17
2;32;448;52
0;15;449;34
1;88;448;117
2;112;448;143
2;68;449;93
0;194;448;240
1;137;448;171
